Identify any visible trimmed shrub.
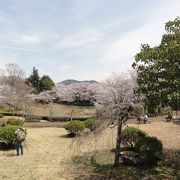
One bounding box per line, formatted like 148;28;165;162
84;118;98;131
121;127;147;151
0;125;21;146
0;114;3;118
7;118;23;125
121;127;163;165
64;120;85;136
139;136;163;164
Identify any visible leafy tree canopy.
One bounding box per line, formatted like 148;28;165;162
27;67;54;93
40;75;55;91
132;17;180;114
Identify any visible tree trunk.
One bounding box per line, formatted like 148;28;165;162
114;119;123;167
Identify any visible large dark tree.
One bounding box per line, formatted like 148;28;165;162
27;67;40;93
40;75;55;91
132;17;180;114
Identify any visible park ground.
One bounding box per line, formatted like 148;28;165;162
0;117;180;180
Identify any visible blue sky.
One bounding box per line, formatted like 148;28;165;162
0;0;179;82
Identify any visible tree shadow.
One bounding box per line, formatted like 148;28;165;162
59;134;75;138
0;142;15;151
72;149;180;180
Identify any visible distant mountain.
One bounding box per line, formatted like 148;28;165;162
58;79;99;86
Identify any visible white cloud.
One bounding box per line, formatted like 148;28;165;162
21;35;42;44
0;44;44;52
70;0;98;19
100;1;180;63
56;30;102;49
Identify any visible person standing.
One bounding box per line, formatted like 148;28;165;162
15;128;26;156
144;114;148;123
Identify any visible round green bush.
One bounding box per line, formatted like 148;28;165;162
64;120;85;136
121;127;147;151
84;118;98;131
121;127;163;165
139;136;163;164
0;125;21;145
7;118;23;125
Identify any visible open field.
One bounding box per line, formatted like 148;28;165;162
28;103;95;117
0;119;180;179
0;104;95;119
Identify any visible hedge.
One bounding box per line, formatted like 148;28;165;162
7;118;23;125
0;125;21;145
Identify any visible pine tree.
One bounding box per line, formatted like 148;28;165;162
27;67;40;93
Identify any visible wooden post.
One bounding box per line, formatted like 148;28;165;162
70;109;73;121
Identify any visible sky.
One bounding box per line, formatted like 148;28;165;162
0;0;179;83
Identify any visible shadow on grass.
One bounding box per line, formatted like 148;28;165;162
59;134;75;138
173;120;180;125
0;142;15;151
72;149;180;180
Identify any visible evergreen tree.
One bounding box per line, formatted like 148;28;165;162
27;67;40;92
40;75;55;91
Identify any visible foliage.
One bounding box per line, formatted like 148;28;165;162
0;125;21;145
71;149;178;179
121;127;147;150
7;118;23;125
121;127;163;165
0;63;30;114
100;71;138;105
40;75;55;91
27;67;40;93
64;120;85;136
139;136;163;164
71;83;96;105
132;17;180;114
27;67;55;93
84;118;98;131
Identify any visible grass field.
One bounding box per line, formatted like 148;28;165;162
30;103;95;117
0;118;180;179
0;103;95;118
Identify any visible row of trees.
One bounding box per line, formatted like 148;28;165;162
0;64;55;116
32;70;138;106
0;63;137;108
